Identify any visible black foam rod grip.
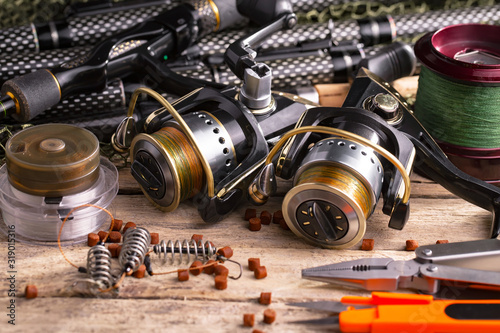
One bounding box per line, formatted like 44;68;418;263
1;70;61;122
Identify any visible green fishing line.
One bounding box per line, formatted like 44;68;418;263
414;66;500;148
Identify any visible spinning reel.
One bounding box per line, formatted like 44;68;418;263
113;1;310;222
249;68;500;248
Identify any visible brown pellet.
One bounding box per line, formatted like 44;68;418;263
263;309;276;324
150;232;159;245
214;265;229;277
123;222;137;233
217;246;234;259
133;264;146;279
361;239;375;251
191;234;203;244
116;245;122;257
249;217;262;231
97;231;108;242
25;285;38;299
436;240;449;244
203;259;218;274
111;219;123;232
248;258;261;271
278;218;290;230
406;240;419;251
214;275;228;290
259;292;272;305
108;231;121;243
108;243;120;258
252;330;265;333
190;260;204;276
243;313;255;327
272;210;283;224
87;233;99;247
254;266;267;279
245;208;257;221
260;210;272;225
178;269;189;281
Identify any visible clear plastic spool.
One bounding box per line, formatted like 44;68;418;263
0;124;119;245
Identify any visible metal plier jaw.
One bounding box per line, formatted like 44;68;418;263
302;239;500;294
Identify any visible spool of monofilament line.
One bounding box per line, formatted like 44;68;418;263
414;24;500;184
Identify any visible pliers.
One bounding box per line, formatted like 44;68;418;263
302;239;500;294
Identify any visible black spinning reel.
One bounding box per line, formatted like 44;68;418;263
249;68;500;248
113;0;311;223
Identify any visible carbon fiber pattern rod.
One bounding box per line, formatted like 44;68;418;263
197;3;500;55
0;1;176;55
175;45;385;91
2;4;499;85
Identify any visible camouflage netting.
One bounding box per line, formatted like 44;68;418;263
297;0;498;23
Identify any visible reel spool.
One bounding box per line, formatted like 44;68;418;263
414;24;500;184
283;137;384;248
131;110;241;212
0;124;119;244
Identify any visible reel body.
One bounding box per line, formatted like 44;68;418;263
275;96;414;248
130;86;308;223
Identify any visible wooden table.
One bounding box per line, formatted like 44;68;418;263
0;160;493;332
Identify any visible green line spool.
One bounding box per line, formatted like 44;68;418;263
414;24;500;184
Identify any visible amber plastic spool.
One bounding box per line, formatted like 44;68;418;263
5;123;100;196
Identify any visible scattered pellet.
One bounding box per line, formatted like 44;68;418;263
97;231;108;242
248;258;260;271
178;269;189;281
123;222;137;233
406;240;419;251
279;219;290;230
260;211;272;225
263;309;276;324
108;231;121;243
191;234;203;244
243;314;255;327
133;264;146;279
272;210;283;224
108;243;120;258
116;245;122;257
214;275;228;290
361;239;374;251
217;246;233;259
259;292;272;305
252;330;265;333
245;208;257;221
190;260;204;276
150;232;159;245
249;217;262;231
436;240;449;244
203;259;218;274
111;219;123;232
25;285;38;299
87;233;99;247
214;265;229;277
254;266;267;279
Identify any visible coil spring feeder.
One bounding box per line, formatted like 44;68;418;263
249;68;500;248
